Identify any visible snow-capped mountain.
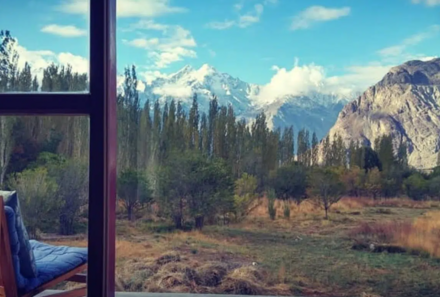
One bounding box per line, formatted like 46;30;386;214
142;64;261;115
248;94;348;138
119;64;354;140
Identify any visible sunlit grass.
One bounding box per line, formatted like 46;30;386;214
350;210;440;258
45;196;440;296
396;211;440;258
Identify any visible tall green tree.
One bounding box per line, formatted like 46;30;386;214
271;163;307;204
311;132;318;166
377;135;395;172
188;93;200;150
117;169;153;221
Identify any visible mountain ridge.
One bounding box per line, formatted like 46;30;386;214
119;63;354;140
325;58;440;169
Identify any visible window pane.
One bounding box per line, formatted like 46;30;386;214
116;1;440;296
0;115;89;292
0;1;89;93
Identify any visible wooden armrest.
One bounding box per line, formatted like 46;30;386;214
66;274;87;283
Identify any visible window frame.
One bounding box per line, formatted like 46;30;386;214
0;1;117;297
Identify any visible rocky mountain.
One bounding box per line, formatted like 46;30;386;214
123;64;352;140
325;58;440;169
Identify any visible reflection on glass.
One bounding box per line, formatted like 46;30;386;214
0;115;89;294
0;0;89;93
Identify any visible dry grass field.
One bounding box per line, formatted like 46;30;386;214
48;197;440;297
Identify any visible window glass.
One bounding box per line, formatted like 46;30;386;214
0;115;89;292
114;1;440;297
0;1;89;93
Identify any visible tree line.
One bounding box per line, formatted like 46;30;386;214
2;30;440;236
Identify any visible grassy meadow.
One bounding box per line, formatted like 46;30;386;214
49;197;440;297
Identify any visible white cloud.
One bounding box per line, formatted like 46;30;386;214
41;24;87;37
234;3;244;11
206;20;236;30
124;38;160;48
141;71;169;85
377;25;440;62
238;4;264;28
14;43;88;83
326;63;393;95
57;52;89;74
418;56;438;61
126;20;169;31
206;2;267;30
152;84;193;98
15;46;55;72
254;59;326;104
117;0;187;18
253;59;393;104
290;6;351;30
56;0;88;14
149;47;197;69
208;49;217;57
412;0;440;6
124;21;197;69
56;0;186;17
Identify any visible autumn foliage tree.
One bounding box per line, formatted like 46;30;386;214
309;168;345;219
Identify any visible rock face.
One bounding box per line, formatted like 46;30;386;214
326;58;440;169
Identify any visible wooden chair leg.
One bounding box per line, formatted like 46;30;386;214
43;287;86;297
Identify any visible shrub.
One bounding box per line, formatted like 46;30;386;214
7;167;60;238
404;173;428;201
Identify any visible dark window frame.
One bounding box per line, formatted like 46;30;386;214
0;1;117;297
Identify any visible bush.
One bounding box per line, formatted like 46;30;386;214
404;173;428;201
7;167;60;238
53;160;89;235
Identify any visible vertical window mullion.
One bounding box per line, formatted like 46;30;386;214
88;1;117;297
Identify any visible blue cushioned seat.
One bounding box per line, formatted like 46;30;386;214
3;202;87;295
19;241;87;294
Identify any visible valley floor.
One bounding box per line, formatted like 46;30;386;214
48;198;440;297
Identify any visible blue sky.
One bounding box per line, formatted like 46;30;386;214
1;0;439;94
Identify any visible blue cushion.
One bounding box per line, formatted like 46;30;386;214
1;190;37;278
4;205;28;290
18;241;88;294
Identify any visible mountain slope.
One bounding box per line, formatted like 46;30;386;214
133;64;352;140
326;58;440;169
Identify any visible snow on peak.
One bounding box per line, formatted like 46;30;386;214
197;63;216;76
